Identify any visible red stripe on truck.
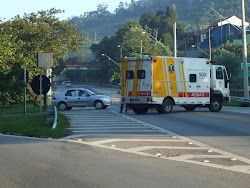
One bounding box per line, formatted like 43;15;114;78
128;91;151;96
178;92;209;97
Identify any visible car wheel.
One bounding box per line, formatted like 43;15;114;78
183;105;196;111
58;102;67;111
209;98;222;112
94;101;104;109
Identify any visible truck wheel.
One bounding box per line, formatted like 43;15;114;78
209;98;222;112
183;105;196;111
133;107;148;114
157;98;173;114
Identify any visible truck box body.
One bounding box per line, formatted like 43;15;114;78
121;56;230;114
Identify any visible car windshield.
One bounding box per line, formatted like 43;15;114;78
86;89;95;95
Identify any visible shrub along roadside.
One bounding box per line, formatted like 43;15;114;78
0;113;70;138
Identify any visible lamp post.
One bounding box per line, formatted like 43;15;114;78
142;31;172;55
102;54;120;68
241;0;249;98
209;27;212;61
118;45;131;58
191;45;209;58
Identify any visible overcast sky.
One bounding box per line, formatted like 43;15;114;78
0;0;132;21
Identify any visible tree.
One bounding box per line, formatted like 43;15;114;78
214;41;250;58
0;8;84;104
166;6;178;20
214;52;242;87
139;6;184;51
214;52;241;78
97;3;109;15
121;21;151;54
0;31;26;106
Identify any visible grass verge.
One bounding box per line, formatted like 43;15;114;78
0;113;70;138
223;100;244;107
1;101;44;115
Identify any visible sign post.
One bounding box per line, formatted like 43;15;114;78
40;75;43;119
37;52;53;119
24;68;27;115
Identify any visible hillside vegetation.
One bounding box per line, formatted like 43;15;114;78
69;0;250;40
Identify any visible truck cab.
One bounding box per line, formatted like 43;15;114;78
210;65;230;102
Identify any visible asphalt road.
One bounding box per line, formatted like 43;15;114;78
1;134;250;188
85;84;250;160
1;84;250;187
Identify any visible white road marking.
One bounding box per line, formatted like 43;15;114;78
63;111;250;174
65;139;250;174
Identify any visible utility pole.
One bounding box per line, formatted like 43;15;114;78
141;40;143;56
242;0;249;98
209;27;212;61
173;22;177;57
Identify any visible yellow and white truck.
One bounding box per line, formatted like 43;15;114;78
121;56;230;114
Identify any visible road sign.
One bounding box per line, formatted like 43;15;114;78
31;75;51;94
37;53;53;70
241;63;250;77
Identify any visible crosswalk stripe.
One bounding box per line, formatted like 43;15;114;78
69;127;153;130
63;109;168;136
71;130;161;133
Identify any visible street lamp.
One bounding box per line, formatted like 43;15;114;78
118;45;131;57
142;31;172;55
192;45;209;58
102;54;120;68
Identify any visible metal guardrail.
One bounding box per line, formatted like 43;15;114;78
52;106;57;129
230;96;250;104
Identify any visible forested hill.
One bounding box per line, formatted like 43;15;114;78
69;0;250;40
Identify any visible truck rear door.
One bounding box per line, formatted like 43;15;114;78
121;58;151;104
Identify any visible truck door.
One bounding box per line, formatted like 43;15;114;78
188;69;209;104
215;66;229;97
136;66;151;100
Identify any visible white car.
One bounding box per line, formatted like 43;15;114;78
52;88;113;111
62;81;71;87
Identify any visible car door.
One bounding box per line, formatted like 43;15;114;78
77;90;91;106
64;90;78;107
